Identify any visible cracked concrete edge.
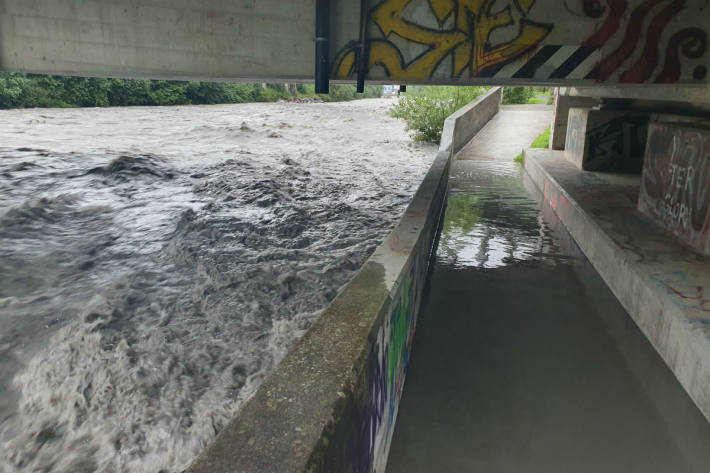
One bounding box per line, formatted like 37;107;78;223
186;94;501;473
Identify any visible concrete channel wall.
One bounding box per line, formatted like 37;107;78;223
187;88;501;473
441;88;503;156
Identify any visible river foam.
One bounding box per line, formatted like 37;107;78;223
0;99;435;472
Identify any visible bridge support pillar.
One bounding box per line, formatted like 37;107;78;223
564;107;650;172
550;92;600;150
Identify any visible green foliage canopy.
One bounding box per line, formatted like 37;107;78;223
502;87;536;105
0;73;383;109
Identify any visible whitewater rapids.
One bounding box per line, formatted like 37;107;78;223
0;99;436;472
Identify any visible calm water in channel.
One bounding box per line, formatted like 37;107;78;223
387;157;710;473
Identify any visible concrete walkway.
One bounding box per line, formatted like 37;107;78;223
385;106;710;473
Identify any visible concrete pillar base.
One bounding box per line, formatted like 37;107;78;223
550;93;600;150
565;108;649;172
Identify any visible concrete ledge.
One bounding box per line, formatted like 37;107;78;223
523;148;710;423
187;95;500;472
440;87;502;156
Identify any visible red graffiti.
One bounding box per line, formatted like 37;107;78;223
658;283;710;312
544;179;568;213
582;0;629;49
580;0;707;83
592;0;664;81
655;28;709;83
619;0;684;83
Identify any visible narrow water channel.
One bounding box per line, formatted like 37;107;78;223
386;157;710;473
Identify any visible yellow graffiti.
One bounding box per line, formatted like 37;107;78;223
332;0;552;80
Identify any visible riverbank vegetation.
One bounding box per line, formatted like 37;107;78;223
389;86;489;143
390;86;552;144
503;87;552;105
0;73;382;109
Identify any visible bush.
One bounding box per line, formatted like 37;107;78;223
389;86;488;143
502;87;535;105
296;84;383;102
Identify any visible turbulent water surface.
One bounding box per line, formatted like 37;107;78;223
0;99;436;472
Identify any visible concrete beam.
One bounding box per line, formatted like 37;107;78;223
562;86;710;105
2;1;710;86
0;0;318;82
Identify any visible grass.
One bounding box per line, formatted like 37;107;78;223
526;96;548;104
515;125;550;163
526;91;552;105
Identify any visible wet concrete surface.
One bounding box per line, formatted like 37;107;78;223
386;107;710;473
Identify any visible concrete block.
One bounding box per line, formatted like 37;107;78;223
565;108;650;172
550;93;600;150
638;123;710;254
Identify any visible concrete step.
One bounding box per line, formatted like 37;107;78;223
523;148;710;424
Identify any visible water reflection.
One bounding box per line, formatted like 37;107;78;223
439;161;559;269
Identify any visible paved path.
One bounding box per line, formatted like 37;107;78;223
385;105;710;473
457;104;551;161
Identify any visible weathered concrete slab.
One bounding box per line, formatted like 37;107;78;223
639;123;710;254
565;107;649;172
524;148;710;425
562;86;710;106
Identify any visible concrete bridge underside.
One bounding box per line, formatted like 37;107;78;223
1;0;709;93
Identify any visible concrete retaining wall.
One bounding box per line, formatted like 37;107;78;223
187;90;501;473
440;87;502;156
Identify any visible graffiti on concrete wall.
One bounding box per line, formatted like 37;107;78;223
584;116;649;172
353;263;421;473
650;271;710;313
332;0;709;83
639;124;710;253
577;114;650;171
574;0;708;83
333;0;553;80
